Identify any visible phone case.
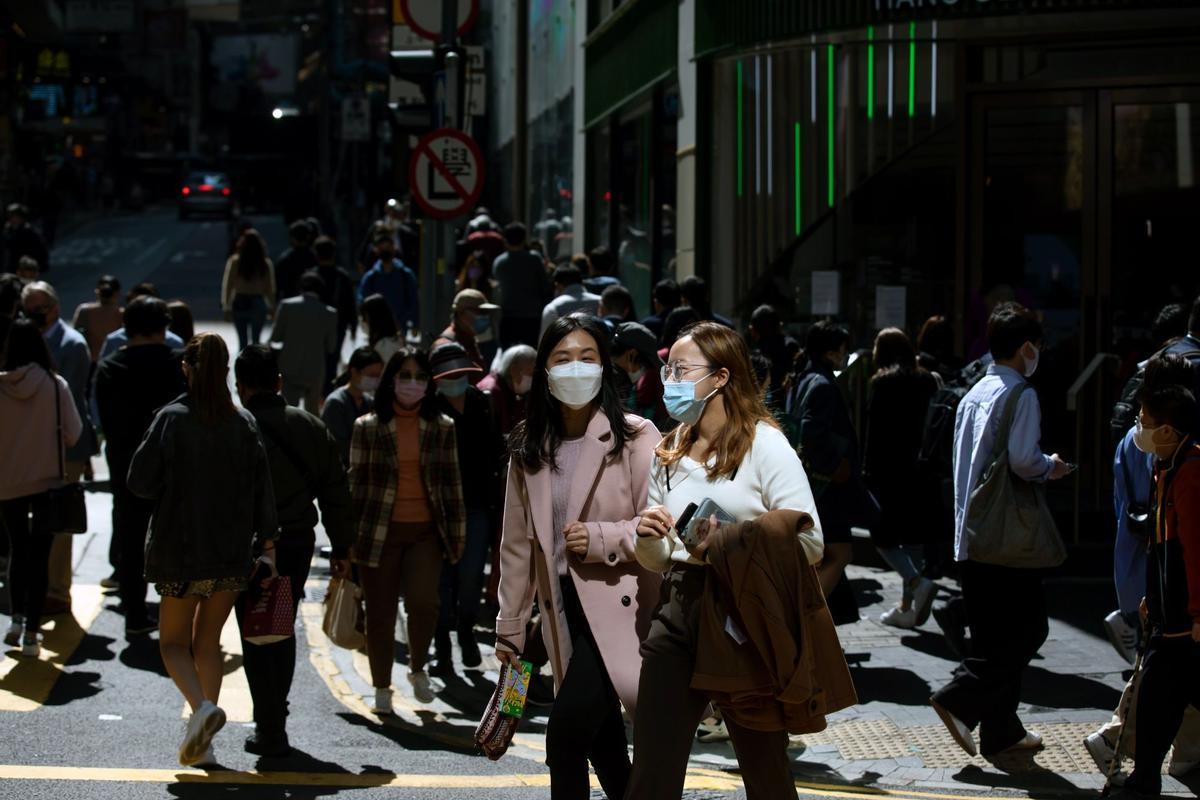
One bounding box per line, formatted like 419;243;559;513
680;498;736;548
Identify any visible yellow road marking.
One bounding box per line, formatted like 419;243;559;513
0;584;104;712
179;611;253;722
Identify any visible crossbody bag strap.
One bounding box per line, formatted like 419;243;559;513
987;382;1028;464
50;366;65;481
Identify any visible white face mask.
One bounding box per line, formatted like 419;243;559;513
358;375;380;394
546;361;603;410
1023;344;1040;377
1133;418;1180;457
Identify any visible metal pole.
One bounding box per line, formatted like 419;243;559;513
431;0;461;341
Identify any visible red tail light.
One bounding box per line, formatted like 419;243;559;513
199;184;213;192
221;187;231;196
181;186;190;195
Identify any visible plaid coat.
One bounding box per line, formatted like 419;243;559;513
348;410;466;567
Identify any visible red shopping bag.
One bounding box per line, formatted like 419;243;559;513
243;576;295;645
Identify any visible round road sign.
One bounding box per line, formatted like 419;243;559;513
409;128;485;220
399;0;479;42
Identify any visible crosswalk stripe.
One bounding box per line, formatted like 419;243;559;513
179;612;253;722
0;584;105;712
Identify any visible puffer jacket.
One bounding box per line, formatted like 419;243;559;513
128;394;278;582
0;364;82;501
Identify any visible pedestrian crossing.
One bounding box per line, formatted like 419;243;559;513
0;584;104;712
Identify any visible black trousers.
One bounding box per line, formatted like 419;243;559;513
1;495;54;631
931;560;1048;755
235;533;314;739
546;576;630;800
1128;636;1200;795
112;480;152;621
626;567;795;800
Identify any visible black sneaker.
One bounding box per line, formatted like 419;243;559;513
125;615;158;637
244;731;290;757
458;627;482;669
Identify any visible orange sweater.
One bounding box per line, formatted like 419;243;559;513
391;404;432;522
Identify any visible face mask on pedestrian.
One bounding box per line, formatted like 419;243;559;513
627;366;646;384
546;361;603;409
513;374;533;395
357;375;380;395
472;315;491;335
393;377;426;407
663;371;720;425
436;376;469;398
1133;418;1181;458
1023;343;1040;378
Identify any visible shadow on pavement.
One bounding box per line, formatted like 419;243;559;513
846;664;933;707
1021;665;1122;711
899;628;965;662
42;669;104;705
952;760;1089;798
166;748;392;799
64;631;117;666
337;710;480;755
120;635;168;676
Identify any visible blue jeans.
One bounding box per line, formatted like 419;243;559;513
438;509;490;632
232;294;268;353
876;544;926;603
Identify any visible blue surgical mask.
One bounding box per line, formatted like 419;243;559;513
436;376;470;397
473;315;491;335
662;372;719;425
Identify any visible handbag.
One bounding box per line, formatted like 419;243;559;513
322;576;365;650
243;575;295;645
474;659;527;761
965;383;1066;569
34;369;88;535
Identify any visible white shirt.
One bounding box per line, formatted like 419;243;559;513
634;421;824;571
952;364;1054;561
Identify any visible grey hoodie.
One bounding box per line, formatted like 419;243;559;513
0;364;82;501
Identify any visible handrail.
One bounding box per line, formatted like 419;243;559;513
1067;352;1118;412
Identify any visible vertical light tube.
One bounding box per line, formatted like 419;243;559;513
828;44;835;209
907;21;916;118
755;55;762;196
737;60;743;197
887;25;895;120
795;122;802;234
930;20;938;119
867;26;875;120
811;38;818;125
767;54;773;196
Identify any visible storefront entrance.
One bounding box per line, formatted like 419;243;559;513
965;84;1200;538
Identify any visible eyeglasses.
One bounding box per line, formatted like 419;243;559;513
660;361;715;383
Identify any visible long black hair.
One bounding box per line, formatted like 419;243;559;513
509;314;637;473
360;294;399;346
2;318;53;372
374;347;437;424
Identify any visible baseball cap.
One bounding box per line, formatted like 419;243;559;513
429;342;483;380
612;322;665;367
452;288;500;313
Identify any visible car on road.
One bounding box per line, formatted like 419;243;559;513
179;171;233;220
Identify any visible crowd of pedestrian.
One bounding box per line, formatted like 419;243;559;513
1;199;1198;800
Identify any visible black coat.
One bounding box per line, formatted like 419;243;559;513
128;395;278;582
863;367;939;547
94;343;185;485
791;360;865;533
437;386;504;512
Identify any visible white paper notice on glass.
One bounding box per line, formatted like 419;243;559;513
875;285;907;330
811;271;840;316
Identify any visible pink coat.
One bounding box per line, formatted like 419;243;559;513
496;410;661;716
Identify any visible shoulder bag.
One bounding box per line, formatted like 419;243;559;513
965;383;1066;569
33;370;88;535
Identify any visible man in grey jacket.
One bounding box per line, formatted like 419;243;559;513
270;271;337;413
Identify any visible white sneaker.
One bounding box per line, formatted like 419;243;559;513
179;701;226;766
1084;731;1118;774
192;745;218;769
1104;611;1138;664
20;635;40;659
912;578;938;626
4;618;22;648
880;606;918;629
372;688;393;715
408;670;436;704
999;731;1044;754
1169;753;1200;778
931;698;977;756
696;717;730;743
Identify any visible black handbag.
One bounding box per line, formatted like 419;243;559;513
33;369;88;535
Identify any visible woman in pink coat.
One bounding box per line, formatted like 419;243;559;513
496;314;661;800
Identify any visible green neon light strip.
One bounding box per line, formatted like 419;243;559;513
908;22;916;118
867;27;875;120
827;44;834;209
737;60;743;197
794;122;802;234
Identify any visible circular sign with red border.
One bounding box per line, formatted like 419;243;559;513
399;0;479;43
409;127;485;220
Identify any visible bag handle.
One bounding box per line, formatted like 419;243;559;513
987;382;1029;464
49;366;65;482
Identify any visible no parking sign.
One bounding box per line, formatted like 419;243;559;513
409;128;485;220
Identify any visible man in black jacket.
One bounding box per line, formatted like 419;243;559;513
233;345;353;756
95;296;186;636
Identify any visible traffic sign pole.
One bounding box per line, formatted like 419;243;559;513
436;0;459;342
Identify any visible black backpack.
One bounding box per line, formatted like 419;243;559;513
1110;346;1200;447
917;357;990;478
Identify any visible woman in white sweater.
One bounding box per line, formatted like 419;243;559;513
627;320;823;800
